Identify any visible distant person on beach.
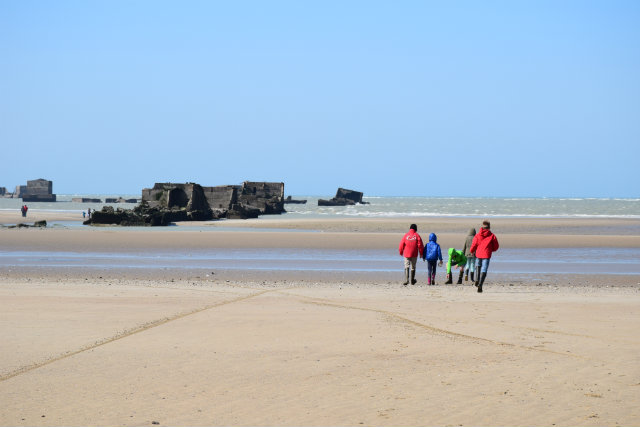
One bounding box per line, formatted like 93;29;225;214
470;220;500;293
422;233;443;285
399;224;424;286
83;211;86;218
20;205;25;217
461;228;477;283
87;208;91;219
444;248;467;284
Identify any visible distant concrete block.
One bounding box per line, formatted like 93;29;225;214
21;179;56;202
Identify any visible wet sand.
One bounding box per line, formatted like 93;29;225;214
1;215;639;426
2;216;640;251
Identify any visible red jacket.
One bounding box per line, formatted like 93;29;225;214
399;229;424;258
470;228;499;259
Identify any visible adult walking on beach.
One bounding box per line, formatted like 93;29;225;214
470;220;499;293
462;228;477;283
399;224;424;286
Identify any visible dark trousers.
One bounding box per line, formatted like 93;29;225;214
427;260;437;279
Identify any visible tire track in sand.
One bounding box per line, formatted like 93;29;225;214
288;294;585;359
0;289;272;383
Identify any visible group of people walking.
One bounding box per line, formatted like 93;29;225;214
398;220;499;293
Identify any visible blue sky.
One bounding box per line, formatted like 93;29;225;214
1;1;638;197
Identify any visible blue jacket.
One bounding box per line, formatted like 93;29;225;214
423;233;443;261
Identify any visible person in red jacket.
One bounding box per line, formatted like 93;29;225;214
469;220;499;293
399;224;424;286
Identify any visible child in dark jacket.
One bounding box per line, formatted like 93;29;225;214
422;233;443;285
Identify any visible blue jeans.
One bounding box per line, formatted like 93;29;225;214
465;256;476;273
476;258;491;273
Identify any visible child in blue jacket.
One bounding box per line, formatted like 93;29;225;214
422;233;443;285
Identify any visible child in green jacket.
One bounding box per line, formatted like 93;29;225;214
444;248;467;284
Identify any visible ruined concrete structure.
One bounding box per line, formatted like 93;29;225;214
140;183;214;221
19;179;56;202
318;188;368;206
237;181;285;214
85;180;286;226
141;181;284;218
202;185;238;211
82;180;285;226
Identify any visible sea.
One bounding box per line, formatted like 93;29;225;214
1;194;639;219
1;195;639;279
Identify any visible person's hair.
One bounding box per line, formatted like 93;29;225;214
482;220;491;229
410;224;417;231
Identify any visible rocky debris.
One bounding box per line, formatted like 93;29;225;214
318;188;369;206
85;181;285;226
72;198;102;203
1;220;47;229
284;195;307;204
83;204;191;226
18;179;56;202
105;197;139;203
226;203;262;219
68;197;139;203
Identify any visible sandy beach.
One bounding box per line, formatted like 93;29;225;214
1;215;639;426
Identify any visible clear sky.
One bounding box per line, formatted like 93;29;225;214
1;1;639;197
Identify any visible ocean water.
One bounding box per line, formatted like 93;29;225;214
1;194;639;219
1;194;639;279
283;196;640;218
1;247;639;276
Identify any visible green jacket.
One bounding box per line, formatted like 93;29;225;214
446;248;467;274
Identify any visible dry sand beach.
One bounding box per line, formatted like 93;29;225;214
1;213;639;426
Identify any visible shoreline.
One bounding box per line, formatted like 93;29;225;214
1;216;639;287
1;223;640;250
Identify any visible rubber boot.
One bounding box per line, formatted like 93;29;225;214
431;274;436;285
474;272;480;288
402;268;409;286
444;273;452;284
410;269;417;285
477;272;487;293
464;270;468;282
457;270;463;284
470;271;474;283
427;275;431;285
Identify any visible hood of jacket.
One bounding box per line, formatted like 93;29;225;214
429;233;437;242
479;227;493;238
468;228;476;236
